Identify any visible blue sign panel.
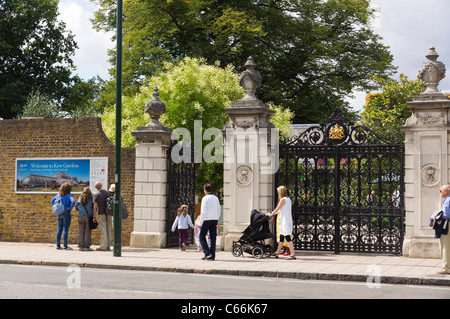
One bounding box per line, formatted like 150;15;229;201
16;158;108;194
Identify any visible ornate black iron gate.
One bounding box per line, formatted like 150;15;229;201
276;109;405;254
166;141;196;247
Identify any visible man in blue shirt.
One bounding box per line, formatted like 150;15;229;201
438;185;450;274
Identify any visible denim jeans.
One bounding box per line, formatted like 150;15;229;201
56;211;72;248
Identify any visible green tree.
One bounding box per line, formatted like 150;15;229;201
19;89;101;119
0;0;78;118
101;57;293;194
19;91;62;119
62;75;104;115
92;0;395;123
361;74;426;136
101;57;292;147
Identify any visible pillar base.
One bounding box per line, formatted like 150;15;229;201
224;231;245;251
403;238;440;259
130;231;166;248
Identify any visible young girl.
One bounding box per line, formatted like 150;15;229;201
171;205;194;251
267;186;296;260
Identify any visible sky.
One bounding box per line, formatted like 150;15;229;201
58;0;113;80
58;0;450;113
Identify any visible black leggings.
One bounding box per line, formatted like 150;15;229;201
279;235;292;243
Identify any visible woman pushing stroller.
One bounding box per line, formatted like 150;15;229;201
267;186;296;260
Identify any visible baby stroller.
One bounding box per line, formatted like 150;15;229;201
231;209;274;259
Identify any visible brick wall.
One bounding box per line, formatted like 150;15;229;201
0;117;135;246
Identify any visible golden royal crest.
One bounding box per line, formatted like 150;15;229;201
329;124;345;140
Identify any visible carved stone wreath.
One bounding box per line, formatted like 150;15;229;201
420;164;440;186
228;117;258;130
236;165;253;186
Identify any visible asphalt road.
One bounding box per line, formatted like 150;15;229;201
1;264;449;300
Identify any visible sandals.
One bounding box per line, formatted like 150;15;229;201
271;252;296;260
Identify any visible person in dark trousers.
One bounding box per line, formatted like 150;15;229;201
75;187;94;251
199;183;221;261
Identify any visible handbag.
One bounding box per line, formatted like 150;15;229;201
88;215;98;230
82;202;98;229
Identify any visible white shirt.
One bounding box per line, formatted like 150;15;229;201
171;214;194;231
199;193;221;226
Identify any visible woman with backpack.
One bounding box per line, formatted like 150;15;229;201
51;182;76;250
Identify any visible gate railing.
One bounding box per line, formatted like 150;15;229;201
276;109;405;254
166;141;196;247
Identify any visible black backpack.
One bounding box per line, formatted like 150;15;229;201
106;194;128;219
106;195;114;216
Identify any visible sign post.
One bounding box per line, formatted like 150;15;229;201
113;0;123;257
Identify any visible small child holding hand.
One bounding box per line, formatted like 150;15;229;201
171;205;194;251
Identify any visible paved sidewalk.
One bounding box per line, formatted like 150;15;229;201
0;242;449;287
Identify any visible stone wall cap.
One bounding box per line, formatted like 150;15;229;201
226;100;274;113
132;126;173;136
407;96;450;109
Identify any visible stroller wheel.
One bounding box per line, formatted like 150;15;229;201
231;244;243;257
252;246;264;259
263;244;273;257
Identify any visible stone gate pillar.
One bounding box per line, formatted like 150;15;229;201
402;47;450;258
130;87;172;248
222;57;278;250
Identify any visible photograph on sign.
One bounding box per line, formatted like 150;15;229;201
16;158;108;194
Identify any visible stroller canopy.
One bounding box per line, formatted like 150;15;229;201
243;209;272;241
250;209;267;226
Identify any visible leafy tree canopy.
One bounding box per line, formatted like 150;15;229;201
19;89;102;119
19;90;62;119
92;0;396;123
360;74;426;136
101;57;293;194
0;0;78;118
101;57;293;147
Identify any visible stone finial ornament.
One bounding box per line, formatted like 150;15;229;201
419;47;446;94
144;86;166;128
239;56;263;100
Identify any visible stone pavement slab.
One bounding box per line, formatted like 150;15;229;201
0;242;449;287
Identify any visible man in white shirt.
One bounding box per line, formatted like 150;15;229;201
199;183;221;260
